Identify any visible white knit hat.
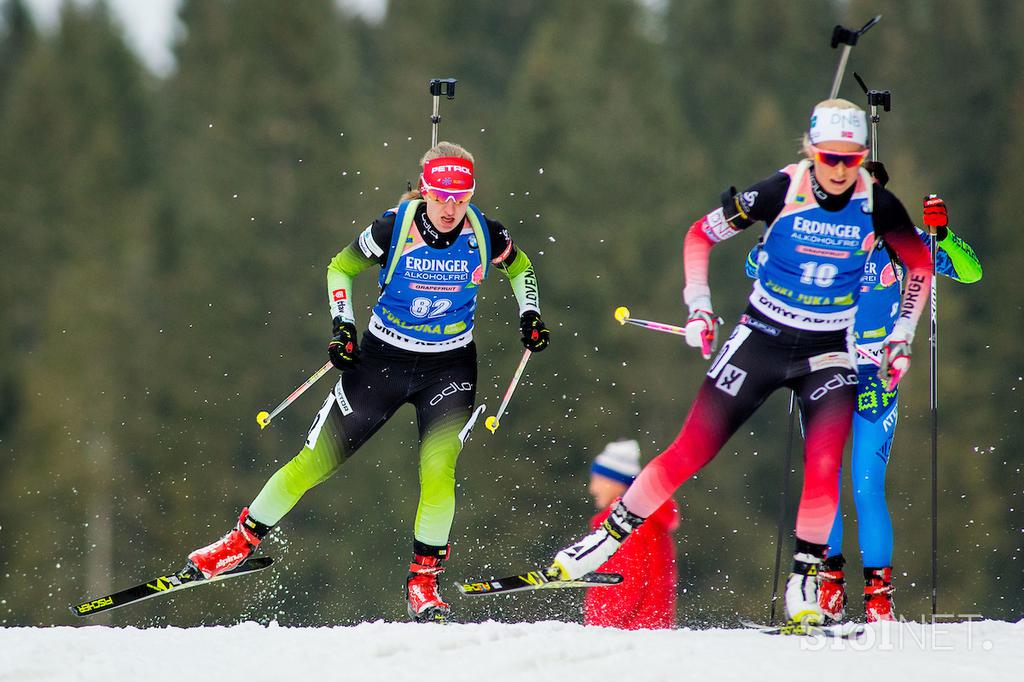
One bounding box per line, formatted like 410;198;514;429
590;440;641;484
809;105;867;146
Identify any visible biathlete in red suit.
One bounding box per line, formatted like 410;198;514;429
551;99;933;628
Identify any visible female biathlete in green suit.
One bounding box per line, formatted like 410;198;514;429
186;142;550;622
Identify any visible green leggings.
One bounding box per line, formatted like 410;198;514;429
249;337;477;548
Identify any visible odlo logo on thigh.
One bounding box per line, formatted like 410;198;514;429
430;381;474;406
810;372;858;401
714;364;748;396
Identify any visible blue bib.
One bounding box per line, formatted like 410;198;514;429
852;236;901;364
749;161;875;331
368;203;490;352
855;228;956;365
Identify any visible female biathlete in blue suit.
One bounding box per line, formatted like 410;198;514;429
185;142;550;622
746;189;981;621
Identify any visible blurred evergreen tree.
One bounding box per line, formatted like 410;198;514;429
367;0;554;145
664;0;841;185
0;0;37;442
0;0;157;624
0;0;35;112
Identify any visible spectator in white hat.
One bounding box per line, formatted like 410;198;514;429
588;439;642;509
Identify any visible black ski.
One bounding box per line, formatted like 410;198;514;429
739;618;865;639
70;557;274;617
457;568;622;596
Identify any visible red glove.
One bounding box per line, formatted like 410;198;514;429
922;195;948;235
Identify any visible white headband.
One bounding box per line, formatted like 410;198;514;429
809;106;868;146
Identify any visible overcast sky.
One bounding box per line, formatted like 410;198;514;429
22;0;386;76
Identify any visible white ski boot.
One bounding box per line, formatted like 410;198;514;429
784;540;828;625
551;500;644;580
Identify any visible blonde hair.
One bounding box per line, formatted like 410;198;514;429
801;98;865;157
400;141;476;201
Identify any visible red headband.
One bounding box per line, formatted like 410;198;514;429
421;156;475;192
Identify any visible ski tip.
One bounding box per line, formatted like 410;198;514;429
239;556;275;570
70;594;117;618
216;555;275;578
613;306;630;324
581;571;624;585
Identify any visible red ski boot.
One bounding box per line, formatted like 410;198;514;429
406;545;450;623
818;554;847;624
186;508;270;579
864;566;896;622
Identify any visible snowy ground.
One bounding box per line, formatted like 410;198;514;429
3;619;1022;681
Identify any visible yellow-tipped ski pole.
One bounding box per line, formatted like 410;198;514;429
614;306;722;358
256;360;334;430
484;349;532;434
614;306;688;337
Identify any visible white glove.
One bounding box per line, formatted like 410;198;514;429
878;326;912;391
684;296;723;360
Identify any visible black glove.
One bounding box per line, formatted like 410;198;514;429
328;317;359;371
864;160;888;188
519;311;550;353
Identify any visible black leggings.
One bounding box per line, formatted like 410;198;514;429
315;334;477;457
248;333;477;547
621;307;857;546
